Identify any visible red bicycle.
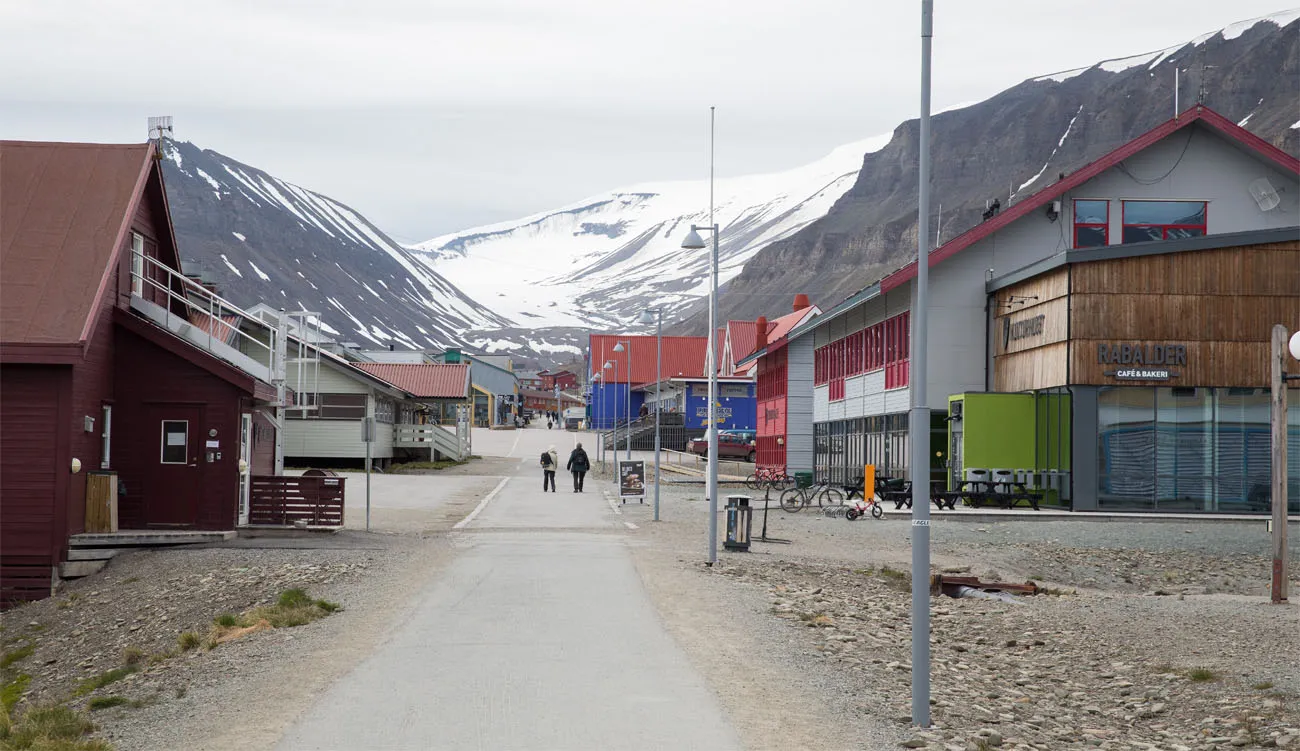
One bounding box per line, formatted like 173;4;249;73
745;466;793;491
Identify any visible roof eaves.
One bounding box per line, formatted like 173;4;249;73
78;146;154;344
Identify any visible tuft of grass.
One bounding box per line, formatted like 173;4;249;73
389;458;469;472
214;613;241;628
120;647;145;667
72;666;138;697
1251;681;1275;690
0;704;110;750
877;566;911;592
1;642;34;669
277;589;313;609
86;696;129;712
1186;667;1219;682
177;632;201;652
173;687;187;700
314;599;341;613
120;577;139;584
1;673;32;713
1150;662;1176;675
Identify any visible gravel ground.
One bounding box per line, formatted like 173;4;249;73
602;473;1300;751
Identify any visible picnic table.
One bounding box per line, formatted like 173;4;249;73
877;478;957;511
944;480;1043;510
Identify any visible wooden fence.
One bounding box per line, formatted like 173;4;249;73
249;475;345;527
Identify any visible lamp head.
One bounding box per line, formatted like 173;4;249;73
637;310;656;325
603;361;613;369
680;227;706;250
1290;330;1300;361
613;342;625;353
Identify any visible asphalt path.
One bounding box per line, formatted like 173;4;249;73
277;427;740;751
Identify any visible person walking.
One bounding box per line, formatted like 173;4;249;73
541;445;559;492
567;442;590;493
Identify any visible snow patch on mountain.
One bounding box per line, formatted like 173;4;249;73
413;132;892;329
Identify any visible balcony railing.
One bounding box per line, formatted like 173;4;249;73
394;423;466;461
129;249;278;384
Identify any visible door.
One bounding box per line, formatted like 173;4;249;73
145;405;202;526
948;414;963;490
238;413;252;526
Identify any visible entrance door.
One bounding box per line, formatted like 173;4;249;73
145;405;202;527
238;413;252;526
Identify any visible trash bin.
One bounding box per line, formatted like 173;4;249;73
724;495;752;552
793;471;814;489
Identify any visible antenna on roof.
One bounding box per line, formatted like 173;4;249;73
1195;46;1216;107
147;116;173;158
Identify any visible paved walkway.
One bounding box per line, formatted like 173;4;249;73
277;428;740;751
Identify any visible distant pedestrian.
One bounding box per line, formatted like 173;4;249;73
541;445;558;492
638;404;649;418
567;442;590;492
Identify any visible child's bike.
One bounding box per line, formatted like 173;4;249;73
844;495;884;521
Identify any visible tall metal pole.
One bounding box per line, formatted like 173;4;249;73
706;105;719;565
626;344;632;461
654;310;663;521
910;0;934;728
1270;324;1289;604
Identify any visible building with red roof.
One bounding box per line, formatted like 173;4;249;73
774;105;1299;509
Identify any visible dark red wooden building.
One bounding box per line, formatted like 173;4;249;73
1;140;277;605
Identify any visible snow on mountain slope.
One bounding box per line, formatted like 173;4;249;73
412;132;892;328
162;140;509;349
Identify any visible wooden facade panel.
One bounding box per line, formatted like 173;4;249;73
1071;339;1273;387
994;266;1068;307
994;342;1069;392
1070;247;1300;296
994;296;1069;356
1070;294;1300;343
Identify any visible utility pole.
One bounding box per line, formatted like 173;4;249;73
910;0;935;728
1269;324;1291;603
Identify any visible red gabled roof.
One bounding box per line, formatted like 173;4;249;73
726;319;771;370
766;305;819;342
881;105;1300;292
1;141;154;347
355;363;471;399
590;334;709;383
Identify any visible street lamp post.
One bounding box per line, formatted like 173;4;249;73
681;225;720;565
613;341;632;460
639;308;663;521
603;359;617;439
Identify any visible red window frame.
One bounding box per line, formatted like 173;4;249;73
1072;198;1109;248
884;311;910;390
1120;200;1207;243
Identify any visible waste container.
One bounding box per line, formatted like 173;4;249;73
724;495;752;552
793;471;814;489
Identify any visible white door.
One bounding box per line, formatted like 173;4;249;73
238;413;252;526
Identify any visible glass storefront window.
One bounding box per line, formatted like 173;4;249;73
1099;386;1299;512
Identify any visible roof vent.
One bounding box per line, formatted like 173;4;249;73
793;294;810;312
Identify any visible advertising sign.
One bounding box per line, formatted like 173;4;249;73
619;460;645;500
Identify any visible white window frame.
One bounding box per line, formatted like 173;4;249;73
130;232;144;296
160;420;189;465
101;405;112;469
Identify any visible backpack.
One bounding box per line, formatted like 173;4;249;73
540;451;552;467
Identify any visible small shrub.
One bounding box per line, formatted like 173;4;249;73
277;589;312;609
214;613;242;628
0;642;34;669
0;704;108;750
121;647;146;667
1;673;32;713
1186;667;1219;682
87;696;129;711
314;599;341;613
1252;681;1275;690
177;632;202;652
73;666;138;697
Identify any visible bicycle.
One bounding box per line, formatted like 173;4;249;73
844;494;884;521
745;466;794;491
780;480;844;513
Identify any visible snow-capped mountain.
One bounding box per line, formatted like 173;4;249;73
161;141;509;349
411;134;891;329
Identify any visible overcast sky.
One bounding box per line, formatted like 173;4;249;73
1;1;1291;242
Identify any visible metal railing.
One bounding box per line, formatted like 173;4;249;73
129;249;277;381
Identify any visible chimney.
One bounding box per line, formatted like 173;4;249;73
755;316;768;350
389;344;395;351
793;293;810;312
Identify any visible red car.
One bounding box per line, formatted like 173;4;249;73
688;431;756;462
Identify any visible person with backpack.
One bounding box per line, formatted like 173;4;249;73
566;442;590;492
540;445;558;492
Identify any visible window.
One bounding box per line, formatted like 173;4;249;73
160;420;188;464
101;405;112;469
1073;199;1108;248
1121;200;1206;244
130;233;144;296
884;312;910;390
288;393;368;420
375;398;395;424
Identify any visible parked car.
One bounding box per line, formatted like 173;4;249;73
688;431;756;462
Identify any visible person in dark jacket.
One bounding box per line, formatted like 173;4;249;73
566;442;591;492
